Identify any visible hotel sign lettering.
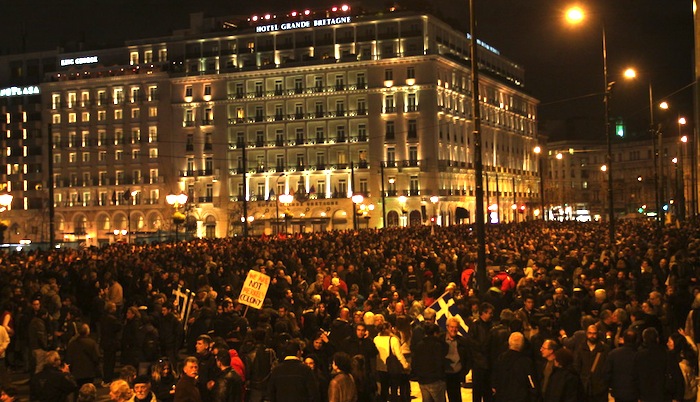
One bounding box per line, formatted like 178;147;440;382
255;16;352;33
0;86;40;97
60;56;99;67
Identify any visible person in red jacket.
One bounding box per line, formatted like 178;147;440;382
492;266;516;293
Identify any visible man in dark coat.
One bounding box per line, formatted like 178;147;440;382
64;323;101;387
543;348;581;402
268;340;320;402
467;302;494;402
211;349;244;402
99;301;121;384
174;356;201;402
159;302;184;364
327;307;353;346
604;329;639;402
491;332;538;402
634;327;684;402
29;350;78;402
573;325;610;402
28;308;49;375
338;322;378;375
194;334;217;400
412;322;448;402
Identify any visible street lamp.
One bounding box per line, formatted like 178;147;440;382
398;195;408;227
533;146;545;220
566;5;615;247
166;192;188;242
274;173;286;235
430;195;439;231
680;130;688;221
672;157;680;221
278;192;294;233
351;193;364;230
357;202;375;228
126;189;138;243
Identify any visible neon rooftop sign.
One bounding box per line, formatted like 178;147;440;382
60;56;99;67
255;16;352;33
0;86;40;97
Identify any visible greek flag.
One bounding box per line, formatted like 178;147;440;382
421;291;469;336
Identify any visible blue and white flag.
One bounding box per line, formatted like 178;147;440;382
419;291;469;336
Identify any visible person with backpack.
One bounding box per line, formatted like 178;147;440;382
246;329;277;402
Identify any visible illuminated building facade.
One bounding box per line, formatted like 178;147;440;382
3;5;541;243
0;51;58;243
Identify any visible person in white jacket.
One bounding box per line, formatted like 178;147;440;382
374;322;409;402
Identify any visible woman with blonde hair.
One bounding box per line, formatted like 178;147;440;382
373;322;409;402
108;379;133;402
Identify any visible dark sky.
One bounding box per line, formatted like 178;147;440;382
2;0;694;140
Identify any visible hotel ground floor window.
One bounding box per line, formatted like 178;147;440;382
387;210;399;227
205;216;216;238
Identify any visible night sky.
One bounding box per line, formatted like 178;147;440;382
1;0;694;140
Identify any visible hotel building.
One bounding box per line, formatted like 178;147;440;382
3;5;540;243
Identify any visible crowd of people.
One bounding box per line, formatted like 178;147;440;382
0;218;699;402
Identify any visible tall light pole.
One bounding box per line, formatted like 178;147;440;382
274;173;286;235
351;194;364;230
430;195;439;232
125;189;138;243
659;101;670;224
470;0;488;295
680;122;688;221
566;5;614;247
279;193;294;233
649;84;662;227
534;146;545;220
166;192;188;242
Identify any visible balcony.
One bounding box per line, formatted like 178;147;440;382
198;196;213;203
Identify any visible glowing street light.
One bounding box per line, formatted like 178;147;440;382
166;192;189;242
566;4;615;246
534;146;545;220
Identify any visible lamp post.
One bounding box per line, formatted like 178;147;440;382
398;195;407;227
430;195;439;232
566;5;614;247
648;84;662;227
680;131;688;221
278;193;294;233
274;173;286;235
534;146;545;220
659;101;669;223
126;189;138;243
166;192;188;242
357;202;375;229
470;0;488;295
351;193;364;230
672;157;680;221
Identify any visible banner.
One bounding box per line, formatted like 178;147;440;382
239;270;271;309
